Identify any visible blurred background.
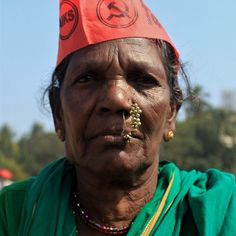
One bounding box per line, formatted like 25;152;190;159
0;0;236;186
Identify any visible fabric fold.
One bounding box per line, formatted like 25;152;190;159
18;159;76;236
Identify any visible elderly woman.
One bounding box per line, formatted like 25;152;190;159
1;0;236;235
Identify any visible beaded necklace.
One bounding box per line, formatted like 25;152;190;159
72;192;131;235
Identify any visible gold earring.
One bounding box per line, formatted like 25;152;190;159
122;103;142;144
164;130;174;142
56;129;64;141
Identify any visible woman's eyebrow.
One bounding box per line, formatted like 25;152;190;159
68;58;110;74
125;60;166;79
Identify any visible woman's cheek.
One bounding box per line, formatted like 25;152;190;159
64;127;87;164
143;101;168;135
61;103;87;163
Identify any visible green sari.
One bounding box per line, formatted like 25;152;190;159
0;158;235;235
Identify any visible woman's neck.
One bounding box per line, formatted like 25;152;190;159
74;162;158;230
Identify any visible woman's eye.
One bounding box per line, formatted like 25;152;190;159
130;74;160;88
75;74;95;83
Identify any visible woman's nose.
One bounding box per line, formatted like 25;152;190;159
96;80;132;114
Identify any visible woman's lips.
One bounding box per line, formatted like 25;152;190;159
89;131;124;145
88;129;142;145
98;134;124;144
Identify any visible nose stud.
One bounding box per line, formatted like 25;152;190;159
122;103;142;144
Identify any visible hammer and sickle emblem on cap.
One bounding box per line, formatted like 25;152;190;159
97;0;138;28
106;1;130;21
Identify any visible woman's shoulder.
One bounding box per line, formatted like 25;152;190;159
190;167;236;193
0;178;33;203
181;168;236;235
1;178;30;192
0;178;34;236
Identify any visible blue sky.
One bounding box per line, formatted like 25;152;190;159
1;0;236;136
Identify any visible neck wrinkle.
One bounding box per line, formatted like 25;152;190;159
74;160;158;226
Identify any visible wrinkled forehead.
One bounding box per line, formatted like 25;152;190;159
66;38;166;79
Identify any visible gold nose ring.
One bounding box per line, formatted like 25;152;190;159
122;103;142;144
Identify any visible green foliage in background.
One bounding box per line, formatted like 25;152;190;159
18;123;65;176
161;86;236;174
0;86;235;180
0;124;64;179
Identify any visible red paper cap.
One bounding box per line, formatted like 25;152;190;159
57;0;179;66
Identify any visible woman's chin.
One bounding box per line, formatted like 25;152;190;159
80;150;150;182
69;139;152;182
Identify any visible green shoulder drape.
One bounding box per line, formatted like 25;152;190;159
0;158;235;236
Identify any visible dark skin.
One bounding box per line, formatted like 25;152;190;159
54;38;177;235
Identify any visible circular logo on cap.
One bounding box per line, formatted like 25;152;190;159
97;0;138;28
60;0;79;40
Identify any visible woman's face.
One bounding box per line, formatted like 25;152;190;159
56;38;177;180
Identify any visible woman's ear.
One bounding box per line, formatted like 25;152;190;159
163;102;177;142
54;110;65;142
49;87;65;141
